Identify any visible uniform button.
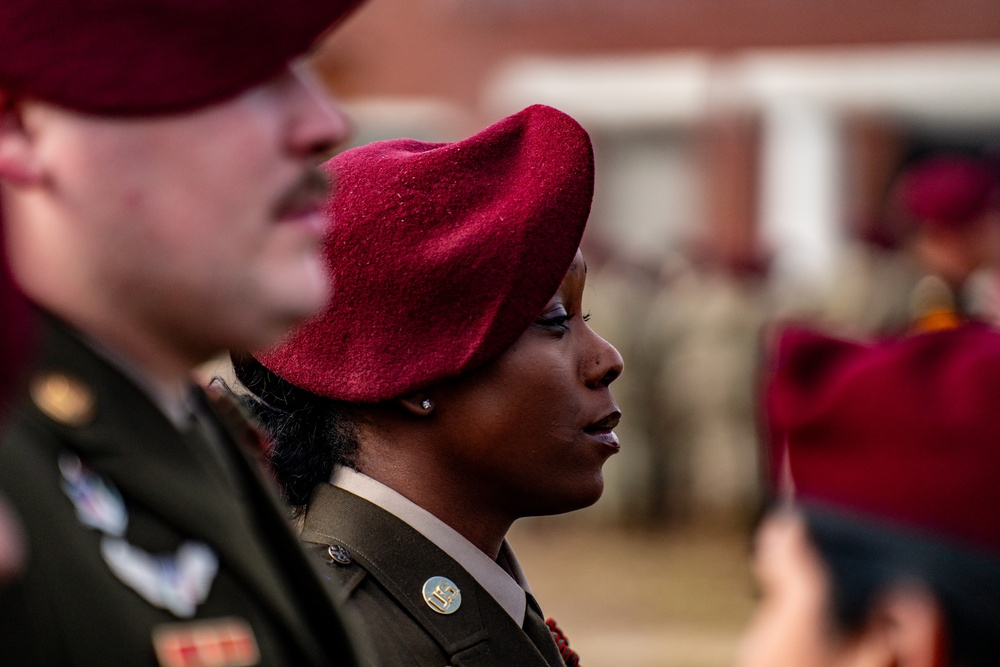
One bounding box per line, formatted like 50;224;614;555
327;544;352;565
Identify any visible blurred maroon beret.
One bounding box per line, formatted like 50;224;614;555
255;104;594;403
764;325;1000;555
0;0;365;115
899;155;1000;229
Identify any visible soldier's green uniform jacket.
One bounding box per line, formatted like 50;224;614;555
299;480;569;667
0;315;365;666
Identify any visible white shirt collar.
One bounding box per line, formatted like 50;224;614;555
330;466;530;625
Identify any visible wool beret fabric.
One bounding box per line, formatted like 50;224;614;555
255;104;594;403
764;325;1000;556
899;155;1000;229
0;0;365;115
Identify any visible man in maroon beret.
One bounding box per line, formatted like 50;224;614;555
0;2;372;664
895;154;1000;330
738;325;1000;667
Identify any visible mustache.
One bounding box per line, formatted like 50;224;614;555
273;167;332;219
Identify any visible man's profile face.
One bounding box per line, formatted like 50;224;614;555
11;61;347;361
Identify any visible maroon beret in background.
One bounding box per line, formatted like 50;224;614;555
0;0;365;115
255;104;595;403
899;154;1000;229
763;325;1000;556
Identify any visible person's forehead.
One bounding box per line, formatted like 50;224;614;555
560;253;588;295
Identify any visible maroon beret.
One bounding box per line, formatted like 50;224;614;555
899;155;1000;229
0;0;365;115
764;325;1000;555
255;104;595;402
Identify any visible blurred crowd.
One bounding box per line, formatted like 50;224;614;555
586;149;1000;530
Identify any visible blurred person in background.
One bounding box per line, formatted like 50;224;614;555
232;105;623;666
0;0;373;664
894;154;1000;331
738;324;1000;667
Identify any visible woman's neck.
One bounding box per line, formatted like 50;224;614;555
354;429;513;559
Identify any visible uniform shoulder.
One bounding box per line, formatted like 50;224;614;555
301;540;368;603
301;539;449;666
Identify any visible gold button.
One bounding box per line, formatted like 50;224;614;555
422;576;461;615
30;372;96;427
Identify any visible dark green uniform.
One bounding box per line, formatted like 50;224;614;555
0;315;365;666
299;483;568;667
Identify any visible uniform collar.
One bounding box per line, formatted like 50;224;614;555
330;466;530;625
75;330;193;430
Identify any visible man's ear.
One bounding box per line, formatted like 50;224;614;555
0;95;44;186
855;584;948;667
397;393;435;417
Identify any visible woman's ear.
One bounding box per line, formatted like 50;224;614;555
398;393;435;417
855;585;948;667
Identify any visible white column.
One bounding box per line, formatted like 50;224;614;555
758;101;844;295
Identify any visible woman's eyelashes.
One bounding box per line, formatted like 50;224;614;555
534;308;590;333
534;304;570;331
536;314;571;331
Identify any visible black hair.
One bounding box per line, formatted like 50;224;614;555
803;505;1000;667
231;353;360;509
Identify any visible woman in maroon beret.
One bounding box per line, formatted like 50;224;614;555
233;104;623;666
738;325;1000;667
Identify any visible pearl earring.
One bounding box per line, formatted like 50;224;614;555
421;399;432;411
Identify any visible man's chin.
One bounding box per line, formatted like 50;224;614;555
258;294;330;344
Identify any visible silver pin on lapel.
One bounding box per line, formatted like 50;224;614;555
422;576;461;614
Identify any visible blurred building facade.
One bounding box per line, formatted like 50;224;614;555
314;1;1000;526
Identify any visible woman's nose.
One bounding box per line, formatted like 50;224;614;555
585;332;624;389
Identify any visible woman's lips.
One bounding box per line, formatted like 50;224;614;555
584;410;622;452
